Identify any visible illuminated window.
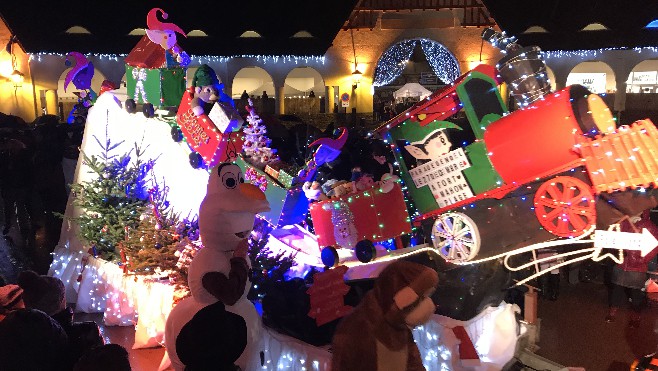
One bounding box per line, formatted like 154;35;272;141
646;20;658;28
65;26;91;34
522;26;548;34
581;23;609;31
291;30;313;38
188;30;208;37
128;28;146;36
239;30;262;38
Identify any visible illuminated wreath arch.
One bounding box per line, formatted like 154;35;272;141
373;38;460;87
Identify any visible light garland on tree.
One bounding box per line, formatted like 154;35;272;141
373;39;460;87
243;98;278;167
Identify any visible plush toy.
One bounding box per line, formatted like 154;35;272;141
322;201;358;249
354;173;375;192
190;65;221;117
303;181;328;202
378;173;400;193
330;181;353;198
190;64;235;118
164;163;270;371
331;260;439;371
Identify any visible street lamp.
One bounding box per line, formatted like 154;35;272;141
352;69;362;90
10;69;24;85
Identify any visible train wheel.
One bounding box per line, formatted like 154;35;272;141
355;240;376;263
321;247;339;267
142;103;155;118
534;176;596;238
171;126;183;142
431;212;480;263
125;99;136;113
189;152;203;169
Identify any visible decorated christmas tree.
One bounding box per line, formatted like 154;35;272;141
122;181;181;276
243;99;278;167
69;131;153;261
247;218;296;301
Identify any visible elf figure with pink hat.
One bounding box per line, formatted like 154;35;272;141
145;8;190;67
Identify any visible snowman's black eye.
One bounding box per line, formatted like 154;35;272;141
221;172;238;189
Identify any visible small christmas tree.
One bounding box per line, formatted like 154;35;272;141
69;130;153;261
247;218;296;301
122;181;180;275
243;99;278;167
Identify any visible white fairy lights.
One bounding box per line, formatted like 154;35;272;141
373;39;460;87
30;52;325;65
543;46;658;59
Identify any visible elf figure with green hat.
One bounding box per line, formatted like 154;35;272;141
191;64;234;117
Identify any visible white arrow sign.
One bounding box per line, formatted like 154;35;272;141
594;228;658;257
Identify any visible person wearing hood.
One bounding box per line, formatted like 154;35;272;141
605;210;658;329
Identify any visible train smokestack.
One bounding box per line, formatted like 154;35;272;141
481;28;552;107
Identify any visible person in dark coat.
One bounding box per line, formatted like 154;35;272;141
73;344;132;371
18;270;104;366
605;210;658;328
0;133;32;238
0;308;70;371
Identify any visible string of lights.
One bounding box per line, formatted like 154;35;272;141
30;52;325;65
419;39;460;85
543;46;658;59
373;39;460;87
372;40;416;87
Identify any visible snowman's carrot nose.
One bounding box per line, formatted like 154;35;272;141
239;183;266;200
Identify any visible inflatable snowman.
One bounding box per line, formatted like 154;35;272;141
164;163;270;370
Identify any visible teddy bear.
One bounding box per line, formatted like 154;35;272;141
164;163;270;371
331;260;439;371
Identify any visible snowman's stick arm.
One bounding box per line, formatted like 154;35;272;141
201;257;250;306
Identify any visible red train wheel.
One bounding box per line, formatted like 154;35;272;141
534;176;596;238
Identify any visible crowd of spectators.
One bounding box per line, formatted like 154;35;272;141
0;270;132;370
0;113;83;274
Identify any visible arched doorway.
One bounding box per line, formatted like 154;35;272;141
624;59;658;123
567;61;616;94
283;67;325;115
626;59;658;93
372;38;460;121
567;61;616;110
232;67;275;114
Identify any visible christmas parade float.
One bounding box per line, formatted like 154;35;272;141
47;8;658;369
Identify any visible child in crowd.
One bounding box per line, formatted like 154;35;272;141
18;270;105;367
